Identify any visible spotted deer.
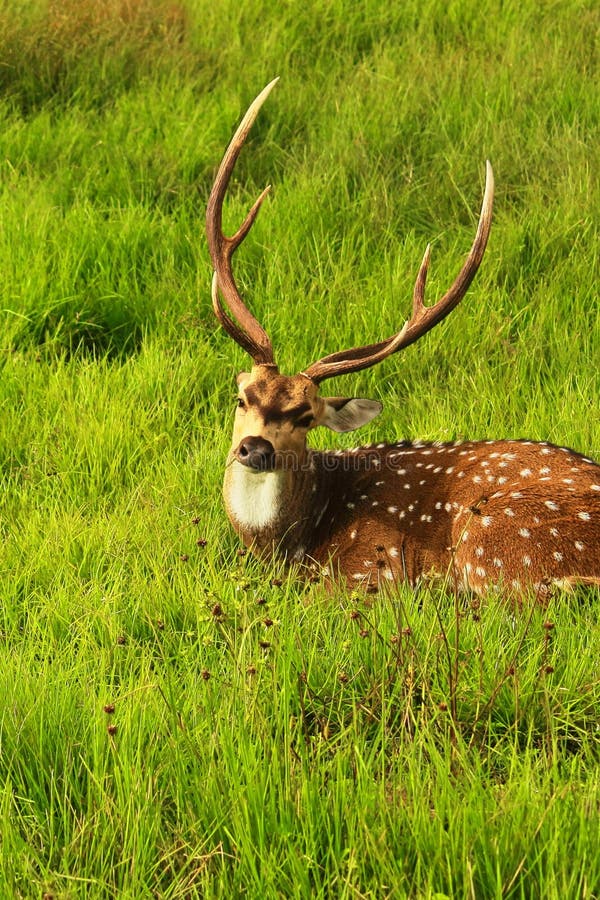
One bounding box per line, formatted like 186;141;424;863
206;79;600;596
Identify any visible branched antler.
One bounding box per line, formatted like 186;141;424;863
207;80;494;381
206;78;279;365
302;162;494;383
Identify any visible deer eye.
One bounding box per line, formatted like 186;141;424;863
295;414;314;429
236;397;246;410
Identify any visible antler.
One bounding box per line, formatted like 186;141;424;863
302;161;494;383
206;79;279;365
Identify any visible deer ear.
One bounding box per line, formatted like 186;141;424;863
320;397;383;433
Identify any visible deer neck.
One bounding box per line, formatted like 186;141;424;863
223;450;325;558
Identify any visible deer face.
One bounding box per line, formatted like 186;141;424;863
231;365;382;472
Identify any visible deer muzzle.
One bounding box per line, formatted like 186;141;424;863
234;436;277;472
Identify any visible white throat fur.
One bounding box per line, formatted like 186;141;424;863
226;462;286;531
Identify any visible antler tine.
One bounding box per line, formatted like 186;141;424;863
206;78;279;365
302;161;494;383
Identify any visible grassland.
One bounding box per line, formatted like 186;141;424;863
0;0;599;896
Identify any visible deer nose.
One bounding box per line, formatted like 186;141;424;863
235;436;276;471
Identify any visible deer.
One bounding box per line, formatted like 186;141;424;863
206;78;600;598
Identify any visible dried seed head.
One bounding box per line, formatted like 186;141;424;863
107;724;117;735
201;669;211;680
196;538;208;548
103;704;115;715
211;603;223;617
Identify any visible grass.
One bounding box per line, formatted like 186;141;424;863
0;0;599;896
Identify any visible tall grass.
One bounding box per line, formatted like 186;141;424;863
0;0;599;896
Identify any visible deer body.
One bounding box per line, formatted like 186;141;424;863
207;80;600;596
224;367;600;595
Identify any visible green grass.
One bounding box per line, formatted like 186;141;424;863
0;0;599;896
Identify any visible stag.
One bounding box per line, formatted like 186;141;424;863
206;79;600;596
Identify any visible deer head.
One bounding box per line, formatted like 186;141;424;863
206;78;494;478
